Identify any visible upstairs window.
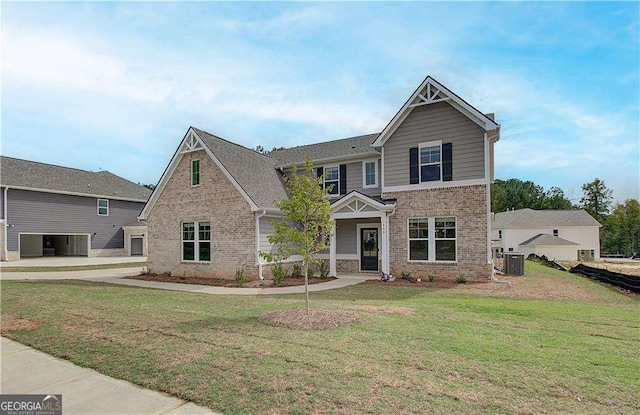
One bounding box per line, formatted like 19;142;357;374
553;229;559;237
97;199;109;216
420;143;441;182
498;230;502;239
191;159;200;186
324;166;339;195
363;161;378;188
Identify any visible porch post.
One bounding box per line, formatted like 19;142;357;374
381;212;389;274
329;220;337;277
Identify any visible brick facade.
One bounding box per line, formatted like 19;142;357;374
146;150;258;278
385;184;491;281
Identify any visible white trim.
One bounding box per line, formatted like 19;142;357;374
362;160;378;188
330;191;395;213
97;198;109;216
140;128;259;219
407;216;458;263
329;221;337;277
357;223;381;272
418;140;443;183
4;185;147;203
373;76;499;147
383;178;486;193
381;147;385;190
332;211;385;220
255;210;266;279
3;187;8;261
484;132;492;264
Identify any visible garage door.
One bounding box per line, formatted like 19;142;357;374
131;237;143;256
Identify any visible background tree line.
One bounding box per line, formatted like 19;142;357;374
492;178;640;256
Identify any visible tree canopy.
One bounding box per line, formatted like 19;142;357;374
491;179;573;212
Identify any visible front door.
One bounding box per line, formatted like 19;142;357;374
360;228;379;271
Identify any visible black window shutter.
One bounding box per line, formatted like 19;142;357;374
442;143;453;182
339;164;347;195
409;148;419;184
316;167;323;180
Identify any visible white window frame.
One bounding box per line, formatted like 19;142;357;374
407;216;457;263
181;221;211;263
362;160;378;188
407;218;429;261
434;217;457;262
97;199;109;216
323;165;340;196
418;140;442;183
191;159;200;187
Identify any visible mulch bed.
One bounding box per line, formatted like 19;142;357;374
1;315;42;335
259;309;358;330
126;273;336;288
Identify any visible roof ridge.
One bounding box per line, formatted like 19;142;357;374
267;132;380;154
0;155;100;175
191;127;276;162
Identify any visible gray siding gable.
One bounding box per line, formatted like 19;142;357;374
5;189;144;251
383;101;485;188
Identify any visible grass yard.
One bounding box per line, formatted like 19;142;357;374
1;262;638;414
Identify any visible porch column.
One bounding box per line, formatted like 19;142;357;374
329;220;337;277
381;212;390;274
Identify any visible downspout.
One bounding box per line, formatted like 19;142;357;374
256;210;267;280
2;187;7;261
385;207;396;275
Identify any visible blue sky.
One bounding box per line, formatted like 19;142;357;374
2;1;638;204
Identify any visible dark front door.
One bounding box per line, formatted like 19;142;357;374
360;228;379;271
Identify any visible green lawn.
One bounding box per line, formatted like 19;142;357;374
1;262;638;414
0;261;147;272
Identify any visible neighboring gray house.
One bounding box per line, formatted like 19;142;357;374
1;156;151;261
491;208;601;261
140;76;500;281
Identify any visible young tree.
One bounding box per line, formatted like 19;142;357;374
580;178;613;222
260;156;334;315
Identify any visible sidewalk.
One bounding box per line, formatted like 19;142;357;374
1;268;377;294
0;256;146;268
1;337;217;415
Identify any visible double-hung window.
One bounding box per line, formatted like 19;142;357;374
408;217;457;262
324;166;339;195
182;221;210;262
97;199;109;216
419;142;441;182
363;161;377;188
408;219;429;261
191;159;200;186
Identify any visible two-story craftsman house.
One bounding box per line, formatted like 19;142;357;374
139;76;500;281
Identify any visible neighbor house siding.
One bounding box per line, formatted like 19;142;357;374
384;101;485;187
259;216;280;255
500;226;600;259
5;189;143;251
146;149;258;278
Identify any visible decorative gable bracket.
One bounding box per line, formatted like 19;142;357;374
408;83;450;108
179;132;204;154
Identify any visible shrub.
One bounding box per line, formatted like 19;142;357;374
163;271;172;277
235;268;247;284
271;263;286;286
401;272;412;280
307;265;315;278
319;260;329;279
179;272;186;280
428;275;435;282
455;276;467;284
292;264;302;276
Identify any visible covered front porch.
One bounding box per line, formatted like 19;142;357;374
327;191;396;277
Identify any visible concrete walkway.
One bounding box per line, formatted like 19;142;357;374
0;256;146;267
1;267;377;294
0;337;217;414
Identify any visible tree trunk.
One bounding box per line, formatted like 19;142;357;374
302;258;310;316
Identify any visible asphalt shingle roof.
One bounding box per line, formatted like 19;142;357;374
193;128;288;210
268;133;380;167
520;233;579;246
493;208;601;228
0;156;152;202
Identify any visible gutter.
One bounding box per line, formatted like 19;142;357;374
2;187;8;261
255;210;267;280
